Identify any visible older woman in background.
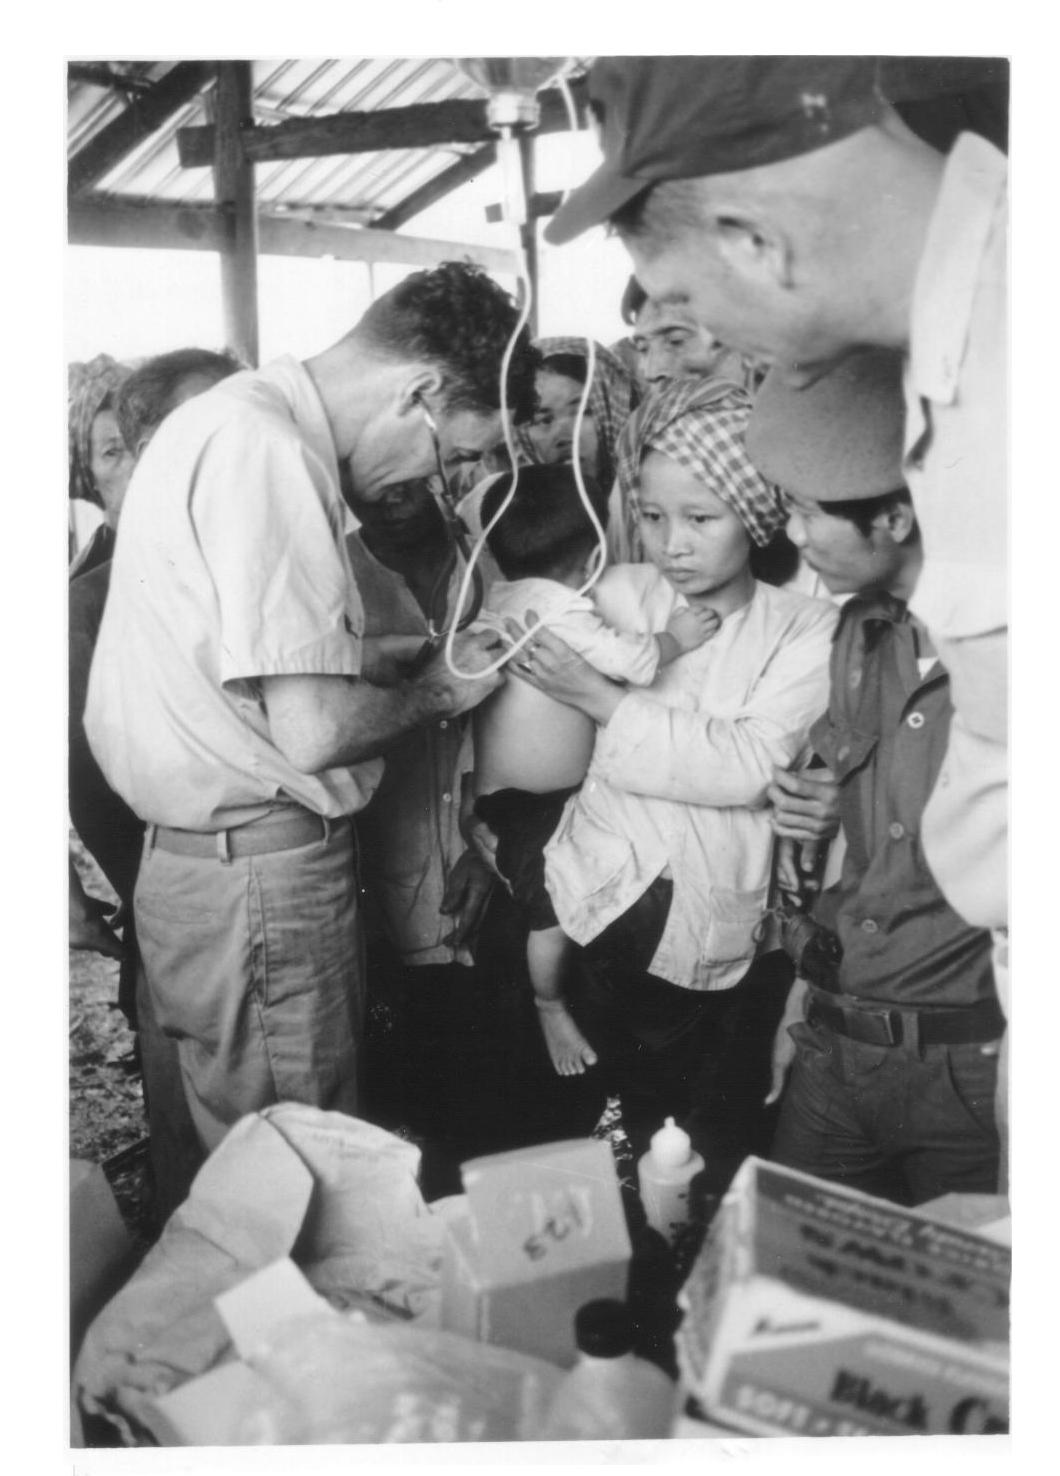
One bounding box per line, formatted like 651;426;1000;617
68;354;134;574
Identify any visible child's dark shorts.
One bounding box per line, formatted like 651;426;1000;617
473;787;579;932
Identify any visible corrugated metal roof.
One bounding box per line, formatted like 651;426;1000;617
67;58;501;224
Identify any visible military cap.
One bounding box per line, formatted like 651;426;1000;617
546;56;882;244
745;349;907;502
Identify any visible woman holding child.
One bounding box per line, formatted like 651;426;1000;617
507;378;837;1181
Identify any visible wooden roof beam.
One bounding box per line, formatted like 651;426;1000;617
67;63;156;96
68;60;216;198
67;197;519;275
372;144;496;231
486;190;562;223
177;79;589;167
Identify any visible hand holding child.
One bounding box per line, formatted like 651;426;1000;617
439;850;495;951
506;614;625;725
665;603;721;654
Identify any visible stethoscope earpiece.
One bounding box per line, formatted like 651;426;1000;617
415;393;440;435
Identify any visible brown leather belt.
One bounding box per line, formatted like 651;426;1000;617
806;991;1005;1049
147;809;348;861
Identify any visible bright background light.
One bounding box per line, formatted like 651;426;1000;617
65;130;633;365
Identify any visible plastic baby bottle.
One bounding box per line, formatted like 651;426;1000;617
636;1117;705;1246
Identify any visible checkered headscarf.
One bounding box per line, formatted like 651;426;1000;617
517;336;640;492
68;353;132;505
615;376;785;553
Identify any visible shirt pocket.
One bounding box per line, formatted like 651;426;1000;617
813;719;878;784
543;818;634;926
701;884;771;967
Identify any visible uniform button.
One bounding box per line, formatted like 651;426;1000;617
907;711;925;729
439;720;448;730
849;670;862;690
442;792;452;803
861;918;879;935
889;822;906;840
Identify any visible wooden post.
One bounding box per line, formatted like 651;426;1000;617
212;62;259;367
518;133;539;337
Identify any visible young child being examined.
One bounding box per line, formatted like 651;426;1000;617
473;463;719;1075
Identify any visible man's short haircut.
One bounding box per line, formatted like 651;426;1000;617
116;348;242;451
480;464;605;581
620;275;648;326
818;486;914;539
356;260;539;423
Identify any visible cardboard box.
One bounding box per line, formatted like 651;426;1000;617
441;1139;631;1368
672;1395;748;1440
676;1158;1009;1438
918;1192;1011;1246
74;1107;448;1442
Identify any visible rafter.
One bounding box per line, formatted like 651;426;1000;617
67;196;519;275
486;190;562;224
373;144;497;231
67;63;155;96
68;61;216;198
176;79;589;168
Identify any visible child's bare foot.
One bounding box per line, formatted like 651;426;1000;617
535;998;598;1076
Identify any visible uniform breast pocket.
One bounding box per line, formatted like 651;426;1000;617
702;885;770;966
813;720;878;784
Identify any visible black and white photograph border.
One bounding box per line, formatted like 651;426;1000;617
11;6;1051;1474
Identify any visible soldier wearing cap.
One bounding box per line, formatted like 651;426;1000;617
547;56;1008;955
747;349;1002;1204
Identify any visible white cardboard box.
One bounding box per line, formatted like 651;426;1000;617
676;1158;1009;1438
441;1138;631;1368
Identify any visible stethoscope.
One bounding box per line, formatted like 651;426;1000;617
406;397;486;675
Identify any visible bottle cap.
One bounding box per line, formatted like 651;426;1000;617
574;1299;635;1358
649;1116;692;1169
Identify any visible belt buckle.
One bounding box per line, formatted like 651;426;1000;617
862;1005;905;1046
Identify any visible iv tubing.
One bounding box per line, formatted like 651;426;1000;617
440;76;608;680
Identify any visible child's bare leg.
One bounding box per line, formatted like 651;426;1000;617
527;926;598;1076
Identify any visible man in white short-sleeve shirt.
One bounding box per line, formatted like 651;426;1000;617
86;262;537;1151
